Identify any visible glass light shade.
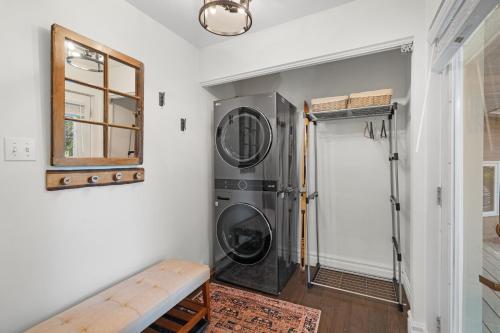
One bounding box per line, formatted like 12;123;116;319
199;0;252;36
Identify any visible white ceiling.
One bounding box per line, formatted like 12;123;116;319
126;0;353;47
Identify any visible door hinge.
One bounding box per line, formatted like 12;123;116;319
437;186;442;206
436;316;441;332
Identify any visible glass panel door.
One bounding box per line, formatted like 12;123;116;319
460;5;500;332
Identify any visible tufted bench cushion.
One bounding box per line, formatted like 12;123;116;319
26;259;210;333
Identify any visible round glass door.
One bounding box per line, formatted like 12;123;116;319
217;203;272;265
216;107;272;168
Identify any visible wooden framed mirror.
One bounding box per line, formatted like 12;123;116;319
51;24;144;166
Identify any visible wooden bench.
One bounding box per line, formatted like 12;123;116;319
26;259;210;333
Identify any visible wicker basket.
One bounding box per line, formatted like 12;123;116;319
311;96;348;112
348;89;393;108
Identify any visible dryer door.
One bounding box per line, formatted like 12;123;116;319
216;107;272;168
216;203;272;265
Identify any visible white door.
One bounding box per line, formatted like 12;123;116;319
455;5;500;332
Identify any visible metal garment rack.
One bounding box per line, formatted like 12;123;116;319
305;103;404;311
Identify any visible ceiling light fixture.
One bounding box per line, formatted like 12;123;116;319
199;0;252;36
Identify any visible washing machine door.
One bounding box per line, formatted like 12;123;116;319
217;203;272;265
216;107;272;168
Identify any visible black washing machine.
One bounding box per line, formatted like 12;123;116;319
213;180;297;295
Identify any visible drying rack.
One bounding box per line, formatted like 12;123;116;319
305;103;405;311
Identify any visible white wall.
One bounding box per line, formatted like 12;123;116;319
0;1;212;332
208;49;412;280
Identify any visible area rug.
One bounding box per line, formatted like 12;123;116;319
194;283;321;333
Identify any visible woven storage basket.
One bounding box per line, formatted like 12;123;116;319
311;96;348;112
348;89;393;108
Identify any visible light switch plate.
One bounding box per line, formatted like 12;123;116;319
4;137;36;161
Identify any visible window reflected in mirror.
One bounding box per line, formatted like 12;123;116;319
64;121;104;158
65;80;104;122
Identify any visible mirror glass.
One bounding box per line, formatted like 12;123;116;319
64;122;104;158
65;81;104;122
109;93;138;127
52;25;143;165
109;57;136;95
64;39;104;87
108;127;136;158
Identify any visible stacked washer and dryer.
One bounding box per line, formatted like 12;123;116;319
213;92;298;295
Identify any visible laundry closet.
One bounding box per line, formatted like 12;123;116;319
207;48;412;303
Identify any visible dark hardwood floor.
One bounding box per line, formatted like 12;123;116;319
277;268;408;333
214;267;408;333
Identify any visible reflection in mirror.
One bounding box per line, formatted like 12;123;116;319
64;122;103;158
109;58;136;95
109;127;136;158
109;94;137;127
65;81;104;122
64;39;104;87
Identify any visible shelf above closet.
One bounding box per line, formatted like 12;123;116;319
309;103;396;122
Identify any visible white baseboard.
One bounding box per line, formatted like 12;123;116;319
308;252;393;279
407;310;428;333
402;265;413;307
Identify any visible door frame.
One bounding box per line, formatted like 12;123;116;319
451;49;465;333
438;48;464;333
437;60;455;333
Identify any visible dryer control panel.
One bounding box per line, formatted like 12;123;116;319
215;179;277;192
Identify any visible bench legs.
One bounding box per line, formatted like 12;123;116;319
202;280;211;321
148;281;211;333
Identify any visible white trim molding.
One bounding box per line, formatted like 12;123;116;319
408;310;428;333
200;37;414;87
402;265;413;307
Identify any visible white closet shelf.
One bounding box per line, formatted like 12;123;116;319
309;103;396;122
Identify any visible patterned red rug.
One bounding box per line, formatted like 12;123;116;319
194;283;321;333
